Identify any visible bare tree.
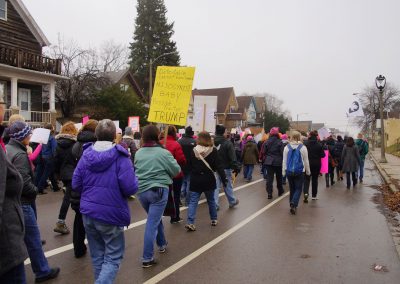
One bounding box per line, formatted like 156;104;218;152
99;40;129;72
357;83;400;132
46;36;128;118
242;92;291;118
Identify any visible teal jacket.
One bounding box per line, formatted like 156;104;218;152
134;144;181;194
355;139;369;161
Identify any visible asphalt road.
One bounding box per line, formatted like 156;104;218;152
25;159;400;283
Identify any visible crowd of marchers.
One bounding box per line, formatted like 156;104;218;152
0;102;369;283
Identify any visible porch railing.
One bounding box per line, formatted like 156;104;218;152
0;44;62;75
3;110;51;125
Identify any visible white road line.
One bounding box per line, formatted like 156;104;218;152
24;178;264;265
143;191;289;284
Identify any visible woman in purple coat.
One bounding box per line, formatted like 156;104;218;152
72;119;138;283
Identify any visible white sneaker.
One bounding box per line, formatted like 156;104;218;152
311;197;318;200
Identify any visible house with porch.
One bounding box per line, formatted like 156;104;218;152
236;95;263;128
192;87;244;130
0;0;67;127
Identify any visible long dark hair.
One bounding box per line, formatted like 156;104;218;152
142;125;161;145
346;137;355;147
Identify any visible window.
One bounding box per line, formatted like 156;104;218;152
120;84;129;92
0;0;6;20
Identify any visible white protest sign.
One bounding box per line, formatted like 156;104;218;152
30;128;50;144
193;96;217;132
318;127;331;140
74;123;82;131
113;121;120;130
178;129;185;135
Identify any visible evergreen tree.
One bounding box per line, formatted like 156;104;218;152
129;0;180;99
264;110;290;133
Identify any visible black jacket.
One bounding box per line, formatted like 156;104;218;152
0;128;28;275
188;148;226;193
304;137;325;172
55;134;76;181
178;135;196;175
6;139;37;205
332;141;345;159
70;130;96;211
214;135;240;170
262;136;283;167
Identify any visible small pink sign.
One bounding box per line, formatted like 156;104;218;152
82;116;89;125
320;150;329;174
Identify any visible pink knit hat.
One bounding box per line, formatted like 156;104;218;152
246;135;253;141
269;127;279;135
281;134;288;140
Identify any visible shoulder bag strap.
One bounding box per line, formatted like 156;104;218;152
198;152;215;174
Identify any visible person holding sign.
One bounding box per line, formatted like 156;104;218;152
0;101;28;283
160;126;186;224
6;121;61;282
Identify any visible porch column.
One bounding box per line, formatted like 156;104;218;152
49;82;56;112
11;77;18;110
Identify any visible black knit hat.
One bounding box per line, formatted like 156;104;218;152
215;124;226;135
185;126;194;136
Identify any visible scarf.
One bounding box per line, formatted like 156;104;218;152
193;145;213;160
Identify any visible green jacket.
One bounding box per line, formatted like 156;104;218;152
355;139;369;161
134;145;181;194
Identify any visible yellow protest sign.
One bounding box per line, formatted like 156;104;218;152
148;66;195;126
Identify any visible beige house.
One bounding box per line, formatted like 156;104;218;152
384;118;400;147
192;87;244;129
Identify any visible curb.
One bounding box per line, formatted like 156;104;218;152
369;153;398;193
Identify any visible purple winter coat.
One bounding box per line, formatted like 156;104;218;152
72;144;138;227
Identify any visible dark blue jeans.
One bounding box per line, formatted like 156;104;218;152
0;262;26;284
22;205;51;278
287;174;304;208
138;187;168;262
181;174;191;205
35;157;58;192
187;190;217;224
243;164;254;180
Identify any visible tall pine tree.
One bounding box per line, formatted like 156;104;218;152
129;0;180;99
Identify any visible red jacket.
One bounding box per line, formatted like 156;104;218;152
162;135;186;179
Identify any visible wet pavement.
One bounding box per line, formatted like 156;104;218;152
25;160;400;283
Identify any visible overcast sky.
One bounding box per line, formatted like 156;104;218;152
25;0;400;134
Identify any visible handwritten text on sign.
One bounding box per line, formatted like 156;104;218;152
148;66;195;126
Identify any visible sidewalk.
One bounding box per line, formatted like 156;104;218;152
370;149;400;192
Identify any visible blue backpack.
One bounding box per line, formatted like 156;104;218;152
286;144;304;176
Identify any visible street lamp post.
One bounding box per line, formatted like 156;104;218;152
148;51;178;102
375;74;387;163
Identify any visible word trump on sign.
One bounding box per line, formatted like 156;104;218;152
148;66;195;126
